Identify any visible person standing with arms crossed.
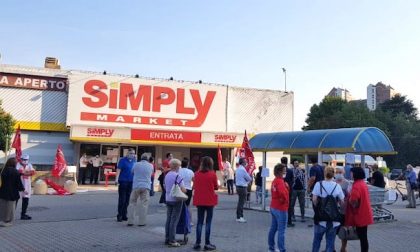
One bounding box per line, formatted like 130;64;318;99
78;153;89;185
16;154;35;220
89;154;103;185
224;158;235;195
235;157;252;223
116;149;136;222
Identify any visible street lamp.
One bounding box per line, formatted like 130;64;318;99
282;67;287;92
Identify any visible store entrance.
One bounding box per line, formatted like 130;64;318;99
189;147;232;171
77;143;156;184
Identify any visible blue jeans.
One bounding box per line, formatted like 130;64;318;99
165;201;183;242
118;181;133;219
196;206;214;245
268;208;287;252
312;223;337;252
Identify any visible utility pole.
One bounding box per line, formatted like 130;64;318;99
282;67;287;92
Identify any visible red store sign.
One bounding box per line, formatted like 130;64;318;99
81;80;216;127
131;129;201;143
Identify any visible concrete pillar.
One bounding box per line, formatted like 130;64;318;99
262;151;267;211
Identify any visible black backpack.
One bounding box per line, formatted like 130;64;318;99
317;182;341;222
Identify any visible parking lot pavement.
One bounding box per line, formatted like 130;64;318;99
1;189;419;252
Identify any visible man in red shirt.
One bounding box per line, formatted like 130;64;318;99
162;153;173;172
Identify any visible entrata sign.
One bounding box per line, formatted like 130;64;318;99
67;73;227;131
0;72;67;92
131;129;201;143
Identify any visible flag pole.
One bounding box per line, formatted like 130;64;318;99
2;134;9;168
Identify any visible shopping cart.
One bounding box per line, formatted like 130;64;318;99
368;185;394;222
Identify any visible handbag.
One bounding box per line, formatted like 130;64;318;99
338;226;359;240
170;175;188;201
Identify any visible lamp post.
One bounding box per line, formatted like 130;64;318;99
282;67;287;92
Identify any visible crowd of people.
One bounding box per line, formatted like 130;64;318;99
269;158;376;252
2;150;420;252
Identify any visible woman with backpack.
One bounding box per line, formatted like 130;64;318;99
345;167;374;252
311;166;345;252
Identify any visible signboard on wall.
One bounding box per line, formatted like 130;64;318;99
0;72;68;92
131;129;202;143
66;72;227;132
202;132;244;145
70;125;131;140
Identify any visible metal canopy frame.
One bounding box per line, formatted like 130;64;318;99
250;127;396;211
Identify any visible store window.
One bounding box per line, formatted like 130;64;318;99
101;145;119;169
119;145;136;158
80;144;100;159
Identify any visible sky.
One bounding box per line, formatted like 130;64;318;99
1;0;420;130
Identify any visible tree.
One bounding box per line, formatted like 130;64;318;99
0;100;15;153
378;94;418;120
303;97;347;130
303;95;420;168
303;97;386;132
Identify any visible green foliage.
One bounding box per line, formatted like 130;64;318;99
304;94;420;168
378;94;417;119
0;100;15;153
303;97;387;132
291;155;305;163
379;167;390;175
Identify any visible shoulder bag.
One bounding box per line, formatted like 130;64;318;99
338;226;359;240
170;175;188;201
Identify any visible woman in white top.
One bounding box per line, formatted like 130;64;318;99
311;166;344;252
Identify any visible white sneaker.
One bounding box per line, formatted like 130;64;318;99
236;217;247;223
0;222;12;227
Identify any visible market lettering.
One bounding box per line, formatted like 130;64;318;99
87;128;115;137
82;80;216;125
81;112;194;126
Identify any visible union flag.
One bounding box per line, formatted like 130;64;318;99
241;130;256;175
11;125;22;162
51;145;67;177
217;144;224;171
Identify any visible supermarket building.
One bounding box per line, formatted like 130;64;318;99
0;63;293;180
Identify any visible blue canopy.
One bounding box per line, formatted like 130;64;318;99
249;127;396;155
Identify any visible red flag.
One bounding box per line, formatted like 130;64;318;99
217;145;224;171
11;125;22;162
241;130;256;175
51;145;67;177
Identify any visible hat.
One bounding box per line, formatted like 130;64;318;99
21;154;30;160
